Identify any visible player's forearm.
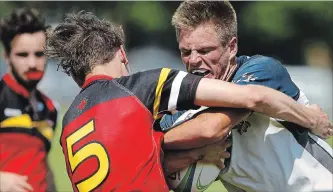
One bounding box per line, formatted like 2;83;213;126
163;108;250;150
195;79;316;129
248;85;317;129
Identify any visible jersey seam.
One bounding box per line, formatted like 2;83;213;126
112;80;152;117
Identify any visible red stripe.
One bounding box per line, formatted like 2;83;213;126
40;92;55;111
81;75;113;89
2;74;30;98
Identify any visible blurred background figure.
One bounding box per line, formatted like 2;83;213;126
0;1;332;191
0;8;58;192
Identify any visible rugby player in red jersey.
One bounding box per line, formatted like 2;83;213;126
0;8;58;192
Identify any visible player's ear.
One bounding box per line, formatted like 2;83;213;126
119;45;128;65
228;37;238;60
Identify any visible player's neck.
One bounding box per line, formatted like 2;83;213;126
86;61;123;79
221;60;238;82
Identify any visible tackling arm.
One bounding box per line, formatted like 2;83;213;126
195;78;320;131
195;61;332;138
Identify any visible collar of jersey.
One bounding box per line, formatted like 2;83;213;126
2;73;30;98
81;75;114;89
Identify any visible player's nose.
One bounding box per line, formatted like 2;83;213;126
189;51;202;67
27;55;37;68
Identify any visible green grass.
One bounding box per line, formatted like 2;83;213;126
48;111;333;192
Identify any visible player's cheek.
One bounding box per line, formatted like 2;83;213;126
181;57;190;67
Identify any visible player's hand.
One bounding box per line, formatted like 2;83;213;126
199;139;231;170
307;104;333;139
162;139;231;175
0;172;33;192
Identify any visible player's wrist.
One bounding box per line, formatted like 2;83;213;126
305;106;319;131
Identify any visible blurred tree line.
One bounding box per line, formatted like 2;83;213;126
1;1;332;68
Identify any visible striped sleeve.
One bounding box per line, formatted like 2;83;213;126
116;68;202;119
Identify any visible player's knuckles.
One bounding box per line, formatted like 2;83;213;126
215;160;225;169
221;151;230;158
311;104;321;109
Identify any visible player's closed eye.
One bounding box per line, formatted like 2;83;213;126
197;50;209;55
35;51;45;57
180;49;191;57
197;48;213;55
16;52;29;57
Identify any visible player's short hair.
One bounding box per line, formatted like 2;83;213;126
46;11;125;86
172;1;237;46
0;8;48;53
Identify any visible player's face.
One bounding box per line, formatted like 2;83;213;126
178;22;237;80
4;31;46;88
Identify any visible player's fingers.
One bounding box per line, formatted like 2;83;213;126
219;151;231;159
219;140;232;149
321;132;329;139
11;185;29;192
318;131;328;139
224;141;232;148
17;178;33;191
328;122;333;130
21;182;33;192
214;160;225;170
327;126;332;136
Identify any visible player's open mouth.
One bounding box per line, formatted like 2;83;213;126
191;69;210;77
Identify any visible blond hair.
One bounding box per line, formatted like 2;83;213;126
172;1;237;46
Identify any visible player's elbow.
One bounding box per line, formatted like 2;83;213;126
245;85;267;113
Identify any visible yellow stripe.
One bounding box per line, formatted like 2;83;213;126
0;114;53;141
0;114;32;128
153;68;171;119
37;126;54;141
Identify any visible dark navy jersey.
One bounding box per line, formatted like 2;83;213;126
234;55;299;100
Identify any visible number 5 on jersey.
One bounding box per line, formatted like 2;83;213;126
66;120;110;192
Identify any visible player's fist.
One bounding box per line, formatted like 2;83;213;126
0;172;33;192
199;139;231;170
307;104;333;139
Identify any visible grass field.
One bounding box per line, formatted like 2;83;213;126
48;112;333;192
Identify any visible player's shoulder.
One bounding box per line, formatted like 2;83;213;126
116;68;174;82
236;55;284;72
235;54;291;80
235;55;299;99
